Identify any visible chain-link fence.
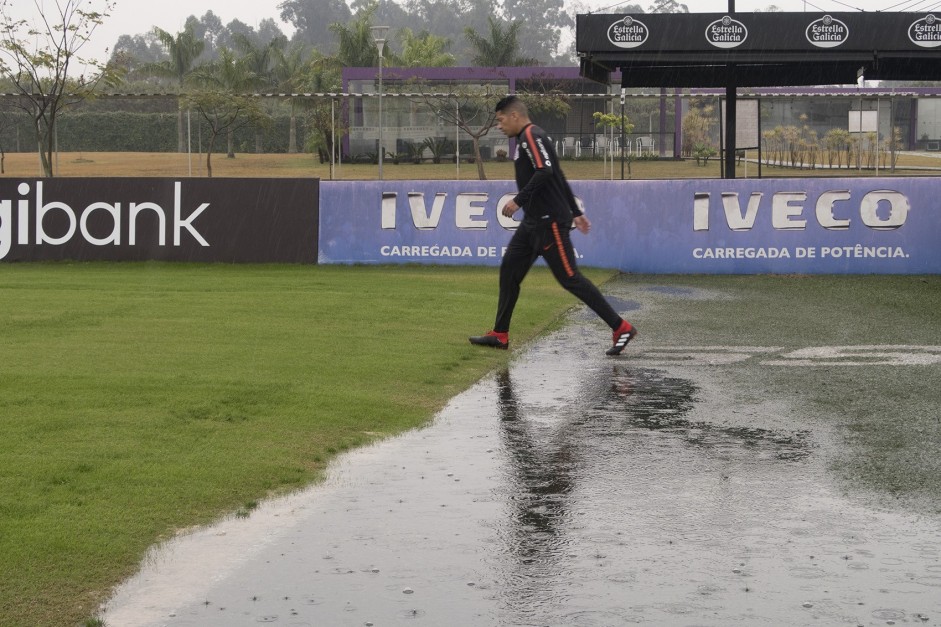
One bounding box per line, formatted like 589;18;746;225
2;90;941;178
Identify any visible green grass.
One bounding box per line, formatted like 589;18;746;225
0;262;615;627
2;266;940;626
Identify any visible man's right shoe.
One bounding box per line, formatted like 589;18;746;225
606;320;637;356
469;330;509;349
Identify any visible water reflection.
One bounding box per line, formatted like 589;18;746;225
600;367;812;463
492;364;813;624
494;368;577;617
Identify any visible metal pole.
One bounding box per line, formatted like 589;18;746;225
378;53;384;180
725;0;736;179
620;88;626;180
876;96;879;176
331;98;336;181
718;95;724;178
371;26;389;181
758;98;763;179
187;109;192;177
859;96;863;172
725;76;737;179
455;101;460;179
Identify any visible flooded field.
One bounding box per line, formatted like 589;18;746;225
102;293;941;627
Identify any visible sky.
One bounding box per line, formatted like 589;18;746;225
7;0;927;69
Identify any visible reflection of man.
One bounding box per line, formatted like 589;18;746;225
469;96;637;355
496;369;574;533
494;367;574;606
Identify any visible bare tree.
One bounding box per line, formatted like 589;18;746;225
182;89;268;177
413;84;500;180
0;0;117;176
413;81;572;180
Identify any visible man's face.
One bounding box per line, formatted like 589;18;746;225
496;110;522;137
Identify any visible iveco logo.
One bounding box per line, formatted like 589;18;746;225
706;16;747;49
806;15;849;48
909;14;941;48
607;16;648;49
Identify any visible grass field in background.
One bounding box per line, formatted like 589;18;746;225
3;150;941;180
0;263;613;627
2;266;940;626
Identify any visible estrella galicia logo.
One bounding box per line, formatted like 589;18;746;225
607;16;649;49
806;15;849;48
706;16;747;48
909;14;941;48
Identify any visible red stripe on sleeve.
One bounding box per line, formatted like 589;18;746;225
524;125;544;169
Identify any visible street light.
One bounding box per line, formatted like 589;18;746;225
371;25;390;180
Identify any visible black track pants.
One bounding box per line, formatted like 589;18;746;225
493;219;623;333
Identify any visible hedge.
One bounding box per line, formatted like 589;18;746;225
0;111;309;154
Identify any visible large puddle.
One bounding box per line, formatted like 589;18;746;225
102;320;941;626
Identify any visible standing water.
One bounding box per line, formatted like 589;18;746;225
102;320;941;626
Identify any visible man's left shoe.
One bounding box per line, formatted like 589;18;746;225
606;321;637;356
469;330;509;349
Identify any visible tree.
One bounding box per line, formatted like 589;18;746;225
142;25;205;151
184;11;223;60
299;53;343;163
330;5;384;68
503;0;572;63
272;42;314;153
233;32;285;88
0;0;117;177
279;0;352;54
399;29;454;67
682;100;717;160
403;0;494;64
592;111;634;177
182;88;267;176
192;47;261;158
257;18;289;48
647;0;689;12
232;32;286;152
107;33;165;83
0;98;14;173
464;17;537;67
413;84;500;180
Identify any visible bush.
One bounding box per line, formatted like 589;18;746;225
0;110;307;154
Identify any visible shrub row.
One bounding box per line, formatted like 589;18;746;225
0;112;308;154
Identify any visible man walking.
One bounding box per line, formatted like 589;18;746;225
469;95;637;356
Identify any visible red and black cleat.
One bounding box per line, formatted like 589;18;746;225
469;330;509;350
606;320;638;356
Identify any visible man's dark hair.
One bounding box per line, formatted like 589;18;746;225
495;95;528;116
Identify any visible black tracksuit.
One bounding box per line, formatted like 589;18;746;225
493;123;623;334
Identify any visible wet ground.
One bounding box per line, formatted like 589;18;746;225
102;296;941;627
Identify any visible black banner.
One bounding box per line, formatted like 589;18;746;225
0;178;319;263
578;12;941;55
578;12;941;86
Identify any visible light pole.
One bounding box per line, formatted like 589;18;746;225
371;25;390;180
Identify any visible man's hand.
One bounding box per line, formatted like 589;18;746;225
501;199;519;218
574;215;591;234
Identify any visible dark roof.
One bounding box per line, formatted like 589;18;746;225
578;12;941;87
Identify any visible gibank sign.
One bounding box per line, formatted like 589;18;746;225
0;178;319;263
0;181;208;260
319;179;939;274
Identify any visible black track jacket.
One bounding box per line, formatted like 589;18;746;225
512;123;583;224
